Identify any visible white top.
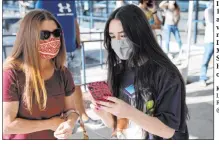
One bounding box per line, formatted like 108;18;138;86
204;5;213;43
116;120;147;139
115;99;148;139
164;9;180;26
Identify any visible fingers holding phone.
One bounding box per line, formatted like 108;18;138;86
87;81;113;102
88;81;113;117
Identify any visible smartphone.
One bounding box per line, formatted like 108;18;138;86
87;81;113;102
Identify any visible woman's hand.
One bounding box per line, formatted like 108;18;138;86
97;97;133;118
149;1;157;13
54;121;75;139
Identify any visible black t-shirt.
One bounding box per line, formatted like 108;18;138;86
118;64;189;140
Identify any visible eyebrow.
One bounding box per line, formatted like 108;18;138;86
109;31;124;35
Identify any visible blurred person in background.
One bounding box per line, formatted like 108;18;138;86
35;0;102;126
159;1;182;59
199;1;213;87
19;0;35;16
3;10;78;140
116;0;126;9
90;5;189;140
138;0;162;30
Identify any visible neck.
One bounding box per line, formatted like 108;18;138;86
139;3;147;9
40;59;53;71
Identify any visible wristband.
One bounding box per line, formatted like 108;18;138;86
152;11;157;14
64;109;80;119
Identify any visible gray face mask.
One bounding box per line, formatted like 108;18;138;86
111;38;132;60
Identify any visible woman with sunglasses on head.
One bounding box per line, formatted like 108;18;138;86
91;5;189;139
3;10;79;140
159;1;182;59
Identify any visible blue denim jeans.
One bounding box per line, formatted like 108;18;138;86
200;43;214;81
164;25;182;53
66;48;82;85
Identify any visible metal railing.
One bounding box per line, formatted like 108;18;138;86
80;39;104;90
80;31;105;90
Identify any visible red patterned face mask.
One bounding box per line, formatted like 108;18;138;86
39;37;61;59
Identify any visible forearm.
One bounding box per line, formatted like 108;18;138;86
3;118;51;134
75;19;81;45
153;14;162;26
151;24;161;30
174;15;180;26
127;107;175;139
151;24;161;29
151;15;161;29
159;1;168;9
99;112;114;128
65;112;79;127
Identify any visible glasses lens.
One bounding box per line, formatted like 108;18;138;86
40;31;51;40
53;29;61;38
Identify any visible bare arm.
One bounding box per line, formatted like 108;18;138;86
173;8;181;25
127;107;175;139
98;112;114;128
149;2;162;30
75;19;81;47
3;102;55;134
159;1;169;9
151;13;162;29
89;96;114;128
125;82;182;139
64;94;79;126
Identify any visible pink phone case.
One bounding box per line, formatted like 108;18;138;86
87;81;113;102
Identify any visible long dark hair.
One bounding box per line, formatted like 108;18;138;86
104;4;188;121
169;1;180;12
174;2;180;10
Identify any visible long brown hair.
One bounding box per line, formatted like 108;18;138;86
3;9;66;113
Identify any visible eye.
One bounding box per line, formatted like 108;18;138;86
121;35;126;38
110;35;115;39
120;34;127;38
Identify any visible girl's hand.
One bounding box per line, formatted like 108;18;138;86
97;97;133;118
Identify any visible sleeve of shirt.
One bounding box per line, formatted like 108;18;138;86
154;73;182;131
62;68;75;96
3;69;19;102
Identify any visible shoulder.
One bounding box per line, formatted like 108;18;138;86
3;68;19;81
3;69;21;102
149;61;182;89
159;66;181;86
3;68;25;88
57;66;73;79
